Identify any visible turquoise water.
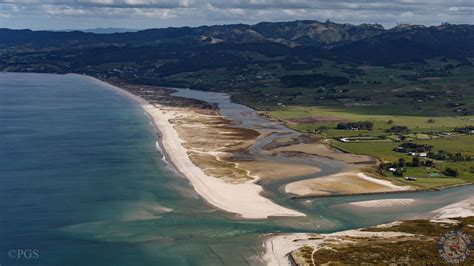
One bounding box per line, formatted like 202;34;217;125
1;73;473;265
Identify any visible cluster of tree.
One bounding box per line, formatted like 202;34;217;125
454;126;474;134
380;157;434;177
446;102;465;108
393;143;433;153
382;158;461;178
340;67;366;76
336;121;373;130
399;157;434;168
280;74;349;88
427;151;473;162
386;125;410;134
279;58;322;70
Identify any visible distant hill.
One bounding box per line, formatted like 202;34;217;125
57;28;141;34
0;20;386;48
1;20;473;79
331;23;474;64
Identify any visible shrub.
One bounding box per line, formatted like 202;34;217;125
444;167;459;177
386;125;410;134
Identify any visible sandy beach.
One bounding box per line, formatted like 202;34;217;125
88;76;304;219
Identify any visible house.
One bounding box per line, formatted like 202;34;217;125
388;168;397;172
419;153;427;157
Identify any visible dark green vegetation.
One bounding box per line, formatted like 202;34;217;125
1;20;474;188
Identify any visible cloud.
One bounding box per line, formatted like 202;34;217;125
1;0;473;29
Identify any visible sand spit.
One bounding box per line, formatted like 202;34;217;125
262;230;415;266
88;76;304;219
285;171;410;197
263;196;474;265
431;196;474;219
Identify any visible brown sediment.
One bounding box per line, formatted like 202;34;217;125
235;160;320;180
261;135;317;150
188;153;250;183
116;83;324;183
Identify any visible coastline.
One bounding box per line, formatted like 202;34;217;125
84;75;304;219
5;72;473;265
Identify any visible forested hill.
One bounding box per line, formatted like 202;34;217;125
1;20;474;82
0;20;385;48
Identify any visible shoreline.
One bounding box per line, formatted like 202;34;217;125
83;74;305;219
262;202;474;265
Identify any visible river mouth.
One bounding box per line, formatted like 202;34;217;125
172;88;474;230
1;73;473;266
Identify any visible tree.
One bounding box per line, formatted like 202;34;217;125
387;125;410;134
394;168;404;177
444;167;459;177
318;126;329;132
398;158;406;168
427;119;435;123
423;160;434;167
412;157;420;167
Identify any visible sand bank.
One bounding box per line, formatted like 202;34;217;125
431;196;474;219
349;198;415;208
89;76;304;219
285;171;410;196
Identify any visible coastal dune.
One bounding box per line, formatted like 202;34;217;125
91;76;304;219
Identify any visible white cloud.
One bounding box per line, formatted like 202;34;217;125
1;0;474;29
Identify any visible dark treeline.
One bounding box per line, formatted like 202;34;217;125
280;74;349;88
336;121;373;130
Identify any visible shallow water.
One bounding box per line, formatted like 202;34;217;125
1;73;473;265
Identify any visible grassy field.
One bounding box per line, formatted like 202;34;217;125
269;105;473;137
169;56;474;189
241;58;474;188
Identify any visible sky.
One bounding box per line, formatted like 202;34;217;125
0;0;473;30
